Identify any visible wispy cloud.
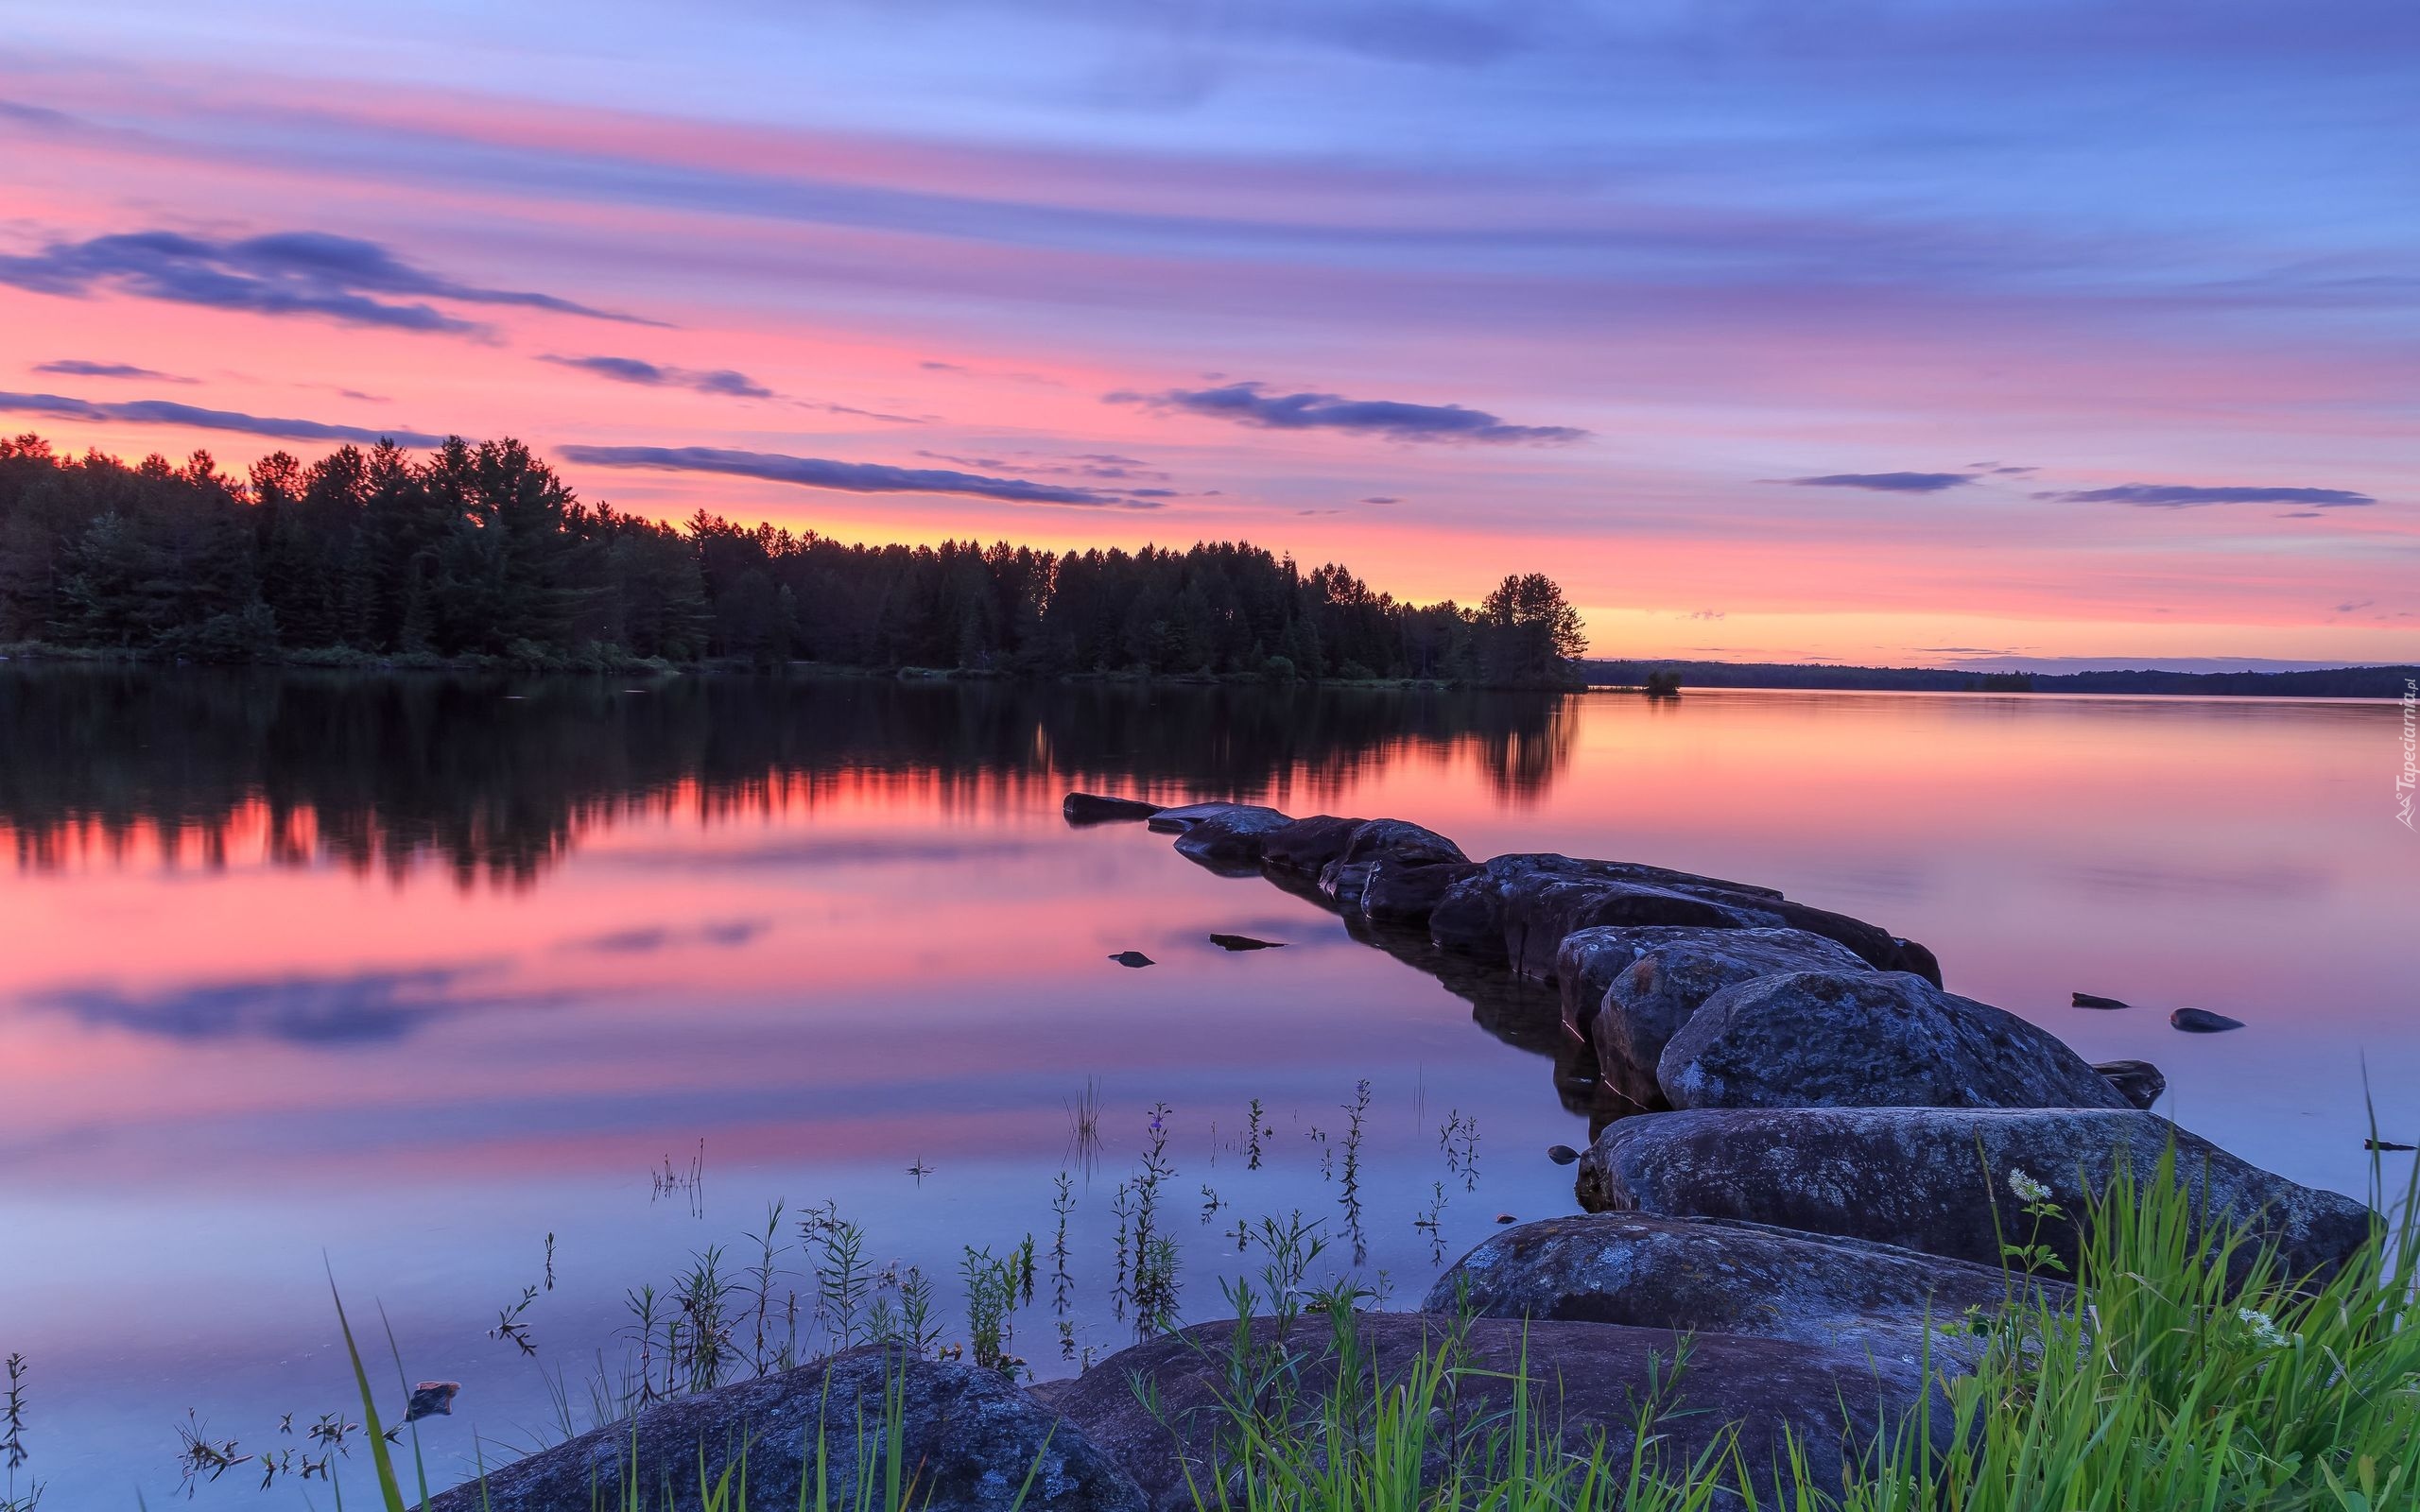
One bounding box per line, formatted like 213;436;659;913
2037;483;2377;508
1787;472;1977;493
1111;381;1585;444
557;444;1161;507
916;449;1169;482
0;388;445;446
539;352;771;398
33;358;195;384
0;229;656;333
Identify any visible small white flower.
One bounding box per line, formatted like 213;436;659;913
2237;1307;2291;1349
2008;1168;2052;1206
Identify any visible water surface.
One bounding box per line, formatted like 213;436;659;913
1;670;2411;1507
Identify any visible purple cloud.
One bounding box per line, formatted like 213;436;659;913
1788;472;1977;493
1112;381;1585;444
0;388;445;446
2040;483;2376;508
33;358;195;383
0;229;656;333
557;444;1160;507
540;353;772;398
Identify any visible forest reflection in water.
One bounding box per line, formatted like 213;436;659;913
0;668;1577;883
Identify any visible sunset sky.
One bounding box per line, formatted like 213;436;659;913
4;1;2415;668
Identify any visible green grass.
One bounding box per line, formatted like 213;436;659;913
319;1150;2416;1511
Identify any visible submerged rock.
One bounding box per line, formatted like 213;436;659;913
1107;951;1155;969
2094;1058;2167;1109
1063;793;1163;824
1207;934;1286;951
1425;1213;2057;1369
1656;970;2131;1112
2170;1006;2247;1034
1557;926;1872;1108
1576;1107;2376;1282
1034;1313;1944;1512
426;1345;1145;1512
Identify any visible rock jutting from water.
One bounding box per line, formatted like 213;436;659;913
1656;970;2135;1112
1030;1312;1948;1512
2170;1006;2247;1033
1575;1106;2376;1283
1424;1211;2066;1371
1062;792;1164;824
424;1345;1147;1512
2094;1058;2167;1109
1558;925;1876;1111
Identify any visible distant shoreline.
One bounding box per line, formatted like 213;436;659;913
1583;658;2419;700
4;643;2411;699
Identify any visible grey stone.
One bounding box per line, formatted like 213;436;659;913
1426;854;1937;987
1576;1107;2377;1282
1315;819;1469;916
1035;1313;1945;1512
1424;1213;2058;1369
2095;1059;2166;1109
1063;793;1162;824
1254;816;1370;875
1146;800;1269;833
2171;1007;2246;1034
1168;806;1297;868
426;1345;1146;1512
1357;858;1482;924
1656;970;2131;1112
1556;927;1872;1109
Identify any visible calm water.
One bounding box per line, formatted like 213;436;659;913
2;670;2413;1507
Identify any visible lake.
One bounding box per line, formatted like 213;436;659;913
1;668;2412;1507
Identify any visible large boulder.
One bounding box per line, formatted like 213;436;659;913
1315;819;1471;919
1557;927;1873;1108
427;1345;1145;1512
1428;855;1939;987
1033;1313;1944;1511
1146;800;1270;833
1576;1107;2377;1282
1360;858;1484;924
1167;806;1297;868
1657;970;2131;1112
1063;792;1162;824
1425;1213;2058;1369
1255;815;1371;875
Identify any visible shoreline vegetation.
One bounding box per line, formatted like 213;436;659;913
0;434;1586;690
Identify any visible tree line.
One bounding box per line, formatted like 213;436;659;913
0;435;1586;683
